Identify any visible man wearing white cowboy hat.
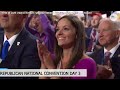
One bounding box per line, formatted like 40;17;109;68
110;11;120;44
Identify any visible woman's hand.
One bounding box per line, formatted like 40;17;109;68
37;40;56;69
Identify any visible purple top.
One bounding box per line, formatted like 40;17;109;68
71;58;96;79
51;53;97;79
25;15;39;36
40;14;55;54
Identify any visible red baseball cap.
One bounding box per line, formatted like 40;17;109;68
90;12;102;17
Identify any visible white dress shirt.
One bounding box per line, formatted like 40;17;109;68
4;33;19;51
104;43;120;58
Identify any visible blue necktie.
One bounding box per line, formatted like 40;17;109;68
1;40;10;60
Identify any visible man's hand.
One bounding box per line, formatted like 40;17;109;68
96;64;114;79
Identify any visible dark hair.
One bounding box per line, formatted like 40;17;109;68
55;15;85;68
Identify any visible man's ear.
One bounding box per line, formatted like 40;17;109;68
118;30;120;37
116;30;120;38
22;14;28;21
22;14;28;26
23;14;28;18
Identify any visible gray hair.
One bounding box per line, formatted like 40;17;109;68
100;18;120;30
114;21;120;30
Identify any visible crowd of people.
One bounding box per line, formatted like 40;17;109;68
0;11;120;79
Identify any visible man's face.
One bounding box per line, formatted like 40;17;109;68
29;15;43;33
91;15;101;28
98;21;119;47
0;13;25;32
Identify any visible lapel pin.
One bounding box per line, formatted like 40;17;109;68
17;42;20;46
0;58;2;63
118;54;120;57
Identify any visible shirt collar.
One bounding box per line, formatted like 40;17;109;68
4;33;19;51
104;43;120;58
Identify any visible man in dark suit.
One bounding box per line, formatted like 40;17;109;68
90;18;120;79
0;13;41;69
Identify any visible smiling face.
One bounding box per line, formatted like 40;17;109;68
0;13;25;32
98;20;119;48
56;18;76;49
29;14;43;33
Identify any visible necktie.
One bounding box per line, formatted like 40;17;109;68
92;29;96;38
1;40;10;60
87;29;96;52
104;52;111;66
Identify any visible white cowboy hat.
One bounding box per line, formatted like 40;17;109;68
110;11;120;21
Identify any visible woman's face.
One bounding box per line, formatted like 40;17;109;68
56;18;76;48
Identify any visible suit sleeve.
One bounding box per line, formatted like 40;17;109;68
20;39;41;69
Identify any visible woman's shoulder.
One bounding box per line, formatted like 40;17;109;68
80;58;95;63
79;54;96;64
74;55;96;69
73;54;97;79
78;58;95;64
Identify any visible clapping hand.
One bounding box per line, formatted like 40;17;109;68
37;40;56;69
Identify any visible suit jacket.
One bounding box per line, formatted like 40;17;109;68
90;46;120;79
0;28;41;69
0;27;4;33
85;27;92;39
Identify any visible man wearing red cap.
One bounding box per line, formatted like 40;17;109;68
85;13;102;53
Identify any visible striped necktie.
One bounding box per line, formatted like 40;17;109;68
104;52;111;66
87;29;96;52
